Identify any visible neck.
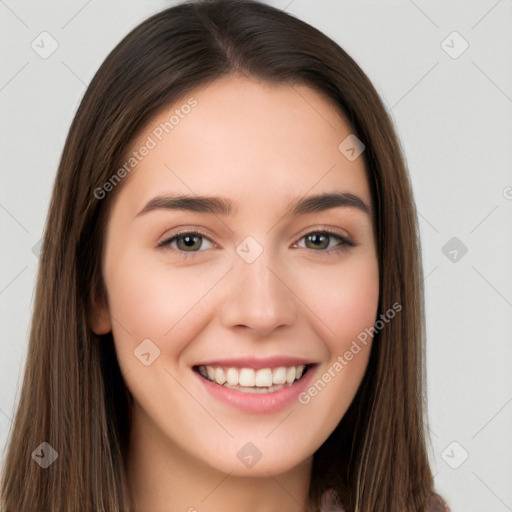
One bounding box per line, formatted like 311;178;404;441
125;403;313;512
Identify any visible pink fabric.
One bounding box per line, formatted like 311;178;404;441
424;492;451;512
320;488;450;512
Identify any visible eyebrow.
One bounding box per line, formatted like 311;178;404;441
135;191;371;218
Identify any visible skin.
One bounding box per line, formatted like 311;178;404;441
89;74;379;512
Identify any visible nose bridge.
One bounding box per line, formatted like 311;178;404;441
220;237;297;335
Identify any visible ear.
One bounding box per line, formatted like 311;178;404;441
88;280;112;335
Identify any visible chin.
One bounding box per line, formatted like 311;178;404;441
198;436;315;477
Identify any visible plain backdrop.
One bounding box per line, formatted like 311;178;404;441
1;1;511;510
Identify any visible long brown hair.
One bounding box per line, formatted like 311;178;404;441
1;1;435;510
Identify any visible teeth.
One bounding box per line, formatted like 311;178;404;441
215;367;226;385
226;368;238;386
272;367;287;384
239;368;255;386
255;368;272;387
286;366;296;384
206;366;215;380
197;363;309;388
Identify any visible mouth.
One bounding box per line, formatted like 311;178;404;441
193;363;315;393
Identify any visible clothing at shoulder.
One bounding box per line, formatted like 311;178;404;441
425;492;451;512
319;488;450;512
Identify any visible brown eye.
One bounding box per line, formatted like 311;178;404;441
304;232;331;250
158;231;214;253
297;230;354;254
175;234;203;251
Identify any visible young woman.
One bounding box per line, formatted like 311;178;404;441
1;1;450;511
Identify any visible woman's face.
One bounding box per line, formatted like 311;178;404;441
91;75;379;477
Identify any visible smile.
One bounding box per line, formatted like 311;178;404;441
195;364;311;393
193;359;317;413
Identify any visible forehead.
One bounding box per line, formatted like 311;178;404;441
113;75;371;217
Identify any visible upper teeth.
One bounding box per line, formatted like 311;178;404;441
198;364;307;388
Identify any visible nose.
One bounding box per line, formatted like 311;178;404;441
219;248;298;337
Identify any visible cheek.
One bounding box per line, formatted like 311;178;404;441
292;252;380;346
292;257;378;441
291;251;378;408
104;250;229;355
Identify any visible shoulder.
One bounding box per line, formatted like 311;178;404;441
425;492;450;512
319;489;450;512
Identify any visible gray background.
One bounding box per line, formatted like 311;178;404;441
1;1;511;510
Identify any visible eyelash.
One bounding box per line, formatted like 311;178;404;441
157;229;355;259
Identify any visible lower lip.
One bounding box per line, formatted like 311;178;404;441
194;366;317;414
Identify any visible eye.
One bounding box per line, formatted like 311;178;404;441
157;228;354;258
294;229;354;254
157;231;214;255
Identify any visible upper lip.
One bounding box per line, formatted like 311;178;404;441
194;356;316;370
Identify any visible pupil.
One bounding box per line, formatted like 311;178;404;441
308;233;328;249
181;235;200;250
